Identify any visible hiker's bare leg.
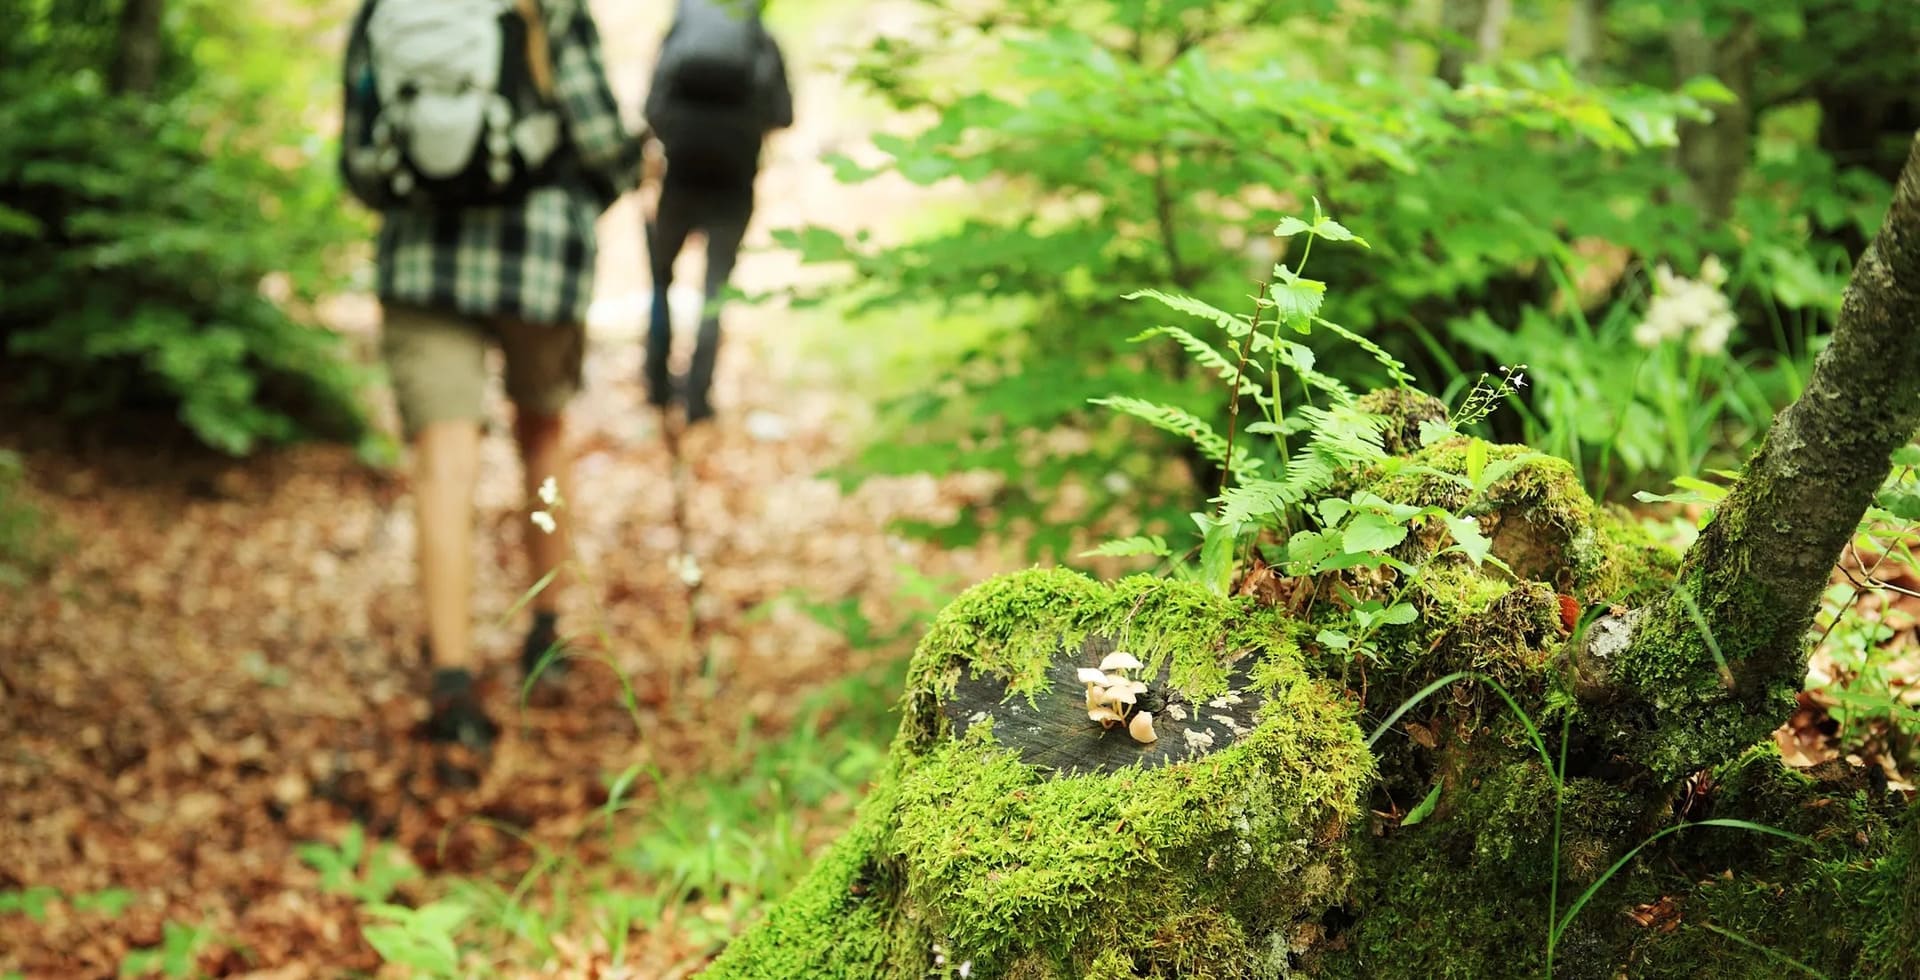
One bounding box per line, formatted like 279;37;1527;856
514;408;572;614
415;418;481;670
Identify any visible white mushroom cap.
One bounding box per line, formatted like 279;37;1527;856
1077;667;1111;685
1099;651;1144;672
1089;704;1126;727
1128;711;1159;744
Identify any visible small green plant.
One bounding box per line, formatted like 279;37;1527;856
0;885;136;921
118;920;217;979
296;823;419;905
359;900;472;978
1090;206;1514;671
0;886;59;922
1369;666;1812;978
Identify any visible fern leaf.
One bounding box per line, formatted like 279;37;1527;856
1217;479;1302;526
1313;316;1415;387
1129;325;1262;395
1123;289;1252;338
1081;535;1173;559
1092;396;1260;479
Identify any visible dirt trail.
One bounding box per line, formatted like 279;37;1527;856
0;3;1004;975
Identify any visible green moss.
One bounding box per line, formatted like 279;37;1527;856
704;778;932;979
720;569;1373;978
902;569;1302;749
1623;749;1917;977
1601;557;1802;779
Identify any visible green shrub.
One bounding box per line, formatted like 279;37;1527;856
0;1;373;456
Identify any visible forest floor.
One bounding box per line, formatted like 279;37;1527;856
0;2;1019;976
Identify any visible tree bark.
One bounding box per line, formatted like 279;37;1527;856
1671;12;1756;225
1565;0;1605;78
109;0;165;96
1436;0;1509;88
1582;133;1920;779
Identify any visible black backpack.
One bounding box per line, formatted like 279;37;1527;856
646;0;787;185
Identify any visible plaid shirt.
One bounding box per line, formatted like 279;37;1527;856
341;0;642;326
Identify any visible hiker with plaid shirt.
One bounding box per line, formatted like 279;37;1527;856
340;0;644;757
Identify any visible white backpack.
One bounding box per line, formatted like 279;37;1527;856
358;0;563;205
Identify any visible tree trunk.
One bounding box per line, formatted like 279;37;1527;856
1436;0;1509;88
1671;12;1757;224
1565;0;1605;78
1570;133;1920;780
109;0;165;96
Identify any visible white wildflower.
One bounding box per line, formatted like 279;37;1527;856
1631;258;1737;355
530;510;557;535
538;476;561;507
671;553;703;587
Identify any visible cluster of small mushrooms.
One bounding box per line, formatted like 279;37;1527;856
1079;651;1158;744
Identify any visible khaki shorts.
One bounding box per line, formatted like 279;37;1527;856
380;304;585;438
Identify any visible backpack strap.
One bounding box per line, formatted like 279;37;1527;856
518;0;555;100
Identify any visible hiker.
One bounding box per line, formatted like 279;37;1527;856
339;0;644;754
642;0;793;423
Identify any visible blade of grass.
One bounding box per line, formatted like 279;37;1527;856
1550;819;1812;950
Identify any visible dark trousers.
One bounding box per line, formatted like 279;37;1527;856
645;174;754;418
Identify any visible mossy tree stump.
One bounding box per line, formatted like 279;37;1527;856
708;571;1374;979
710;136;1920;978
708;447;1915;979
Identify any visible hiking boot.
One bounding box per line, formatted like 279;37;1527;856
424;667;498;752
520;611;568;685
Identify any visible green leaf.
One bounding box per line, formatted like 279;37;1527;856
1310;216;1369;248
72;888;135;916
1893;446;1920;468
1380;602;1419;626
1081;535;1173;559
1465;439;1488;487
1198;518;1241;597
0;204;43;239
1443;515;1493;565
1418;418;1456;448
1286;528;1341;571
1877;492;1920;522
1318;498;1352;527
1;886;59;922
1129;325;1260;393
1269;269;1327;333
1217;479;1300;526
1272;216;1312;237
1400;782;1443;827
1342;513;1409;554
1316;629;1352;651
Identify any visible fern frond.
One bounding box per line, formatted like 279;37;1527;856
1313;316;1415;387
1092;396;1261;479
1217;479;1303;526
1129;325;1262;395
1081;535;1173;559
1123;289;1252;337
